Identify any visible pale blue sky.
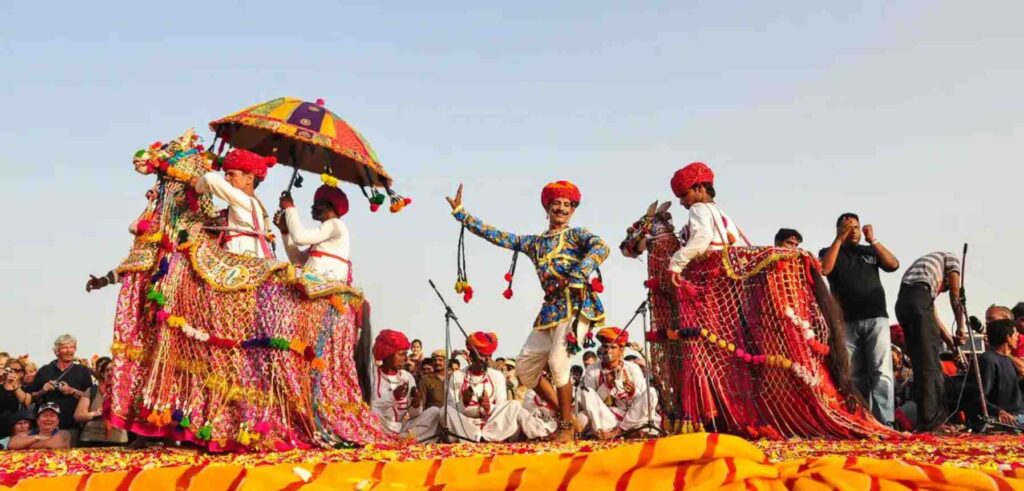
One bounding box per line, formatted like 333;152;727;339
2;1;1021;363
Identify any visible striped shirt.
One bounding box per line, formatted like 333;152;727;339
901;251;961;298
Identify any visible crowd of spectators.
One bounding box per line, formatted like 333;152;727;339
1;335;128;450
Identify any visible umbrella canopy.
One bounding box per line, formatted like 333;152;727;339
209;97;392;188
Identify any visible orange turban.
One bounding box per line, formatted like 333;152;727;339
372;329;410;361
466;331;499;356
222;149;277;181
670;162;714;197
540;181;581;209
596;327;627;346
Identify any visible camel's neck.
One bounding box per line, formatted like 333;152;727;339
646;234;681;279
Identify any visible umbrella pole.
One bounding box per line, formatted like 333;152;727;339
283;165;300;198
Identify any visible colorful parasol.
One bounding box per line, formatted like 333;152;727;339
210;97;408;212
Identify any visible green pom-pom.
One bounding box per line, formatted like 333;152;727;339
134;149;147;159
179;415;191;429
370;194;386;205
196;424;213;440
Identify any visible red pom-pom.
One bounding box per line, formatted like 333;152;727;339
502;288;513;299
643;278;657;289
316;98;325;106
590;278;605;293
403;197;412;205
503;272;513;282
370;203;380;212
303;346;316;361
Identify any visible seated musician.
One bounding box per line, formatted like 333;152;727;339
446;332;552;442
577;327;661;439
370;330;441;441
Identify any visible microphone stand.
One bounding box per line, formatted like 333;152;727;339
419;279;477;443
617;297;667;439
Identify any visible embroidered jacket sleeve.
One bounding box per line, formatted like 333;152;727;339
669;203;715;273
195;172;256;213
567;227;609;286
452;207;534;252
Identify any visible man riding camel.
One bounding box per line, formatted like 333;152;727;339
275;185;353;284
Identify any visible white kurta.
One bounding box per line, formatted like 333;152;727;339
282;208;352;283
369;367;441;441
446;368;549;441
579;361;660;434
668;202;741;273
195;172;274;259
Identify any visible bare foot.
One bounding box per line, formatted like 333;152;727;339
553;427;574;442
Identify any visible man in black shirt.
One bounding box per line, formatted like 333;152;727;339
972;320;1024;427
24;334;94;435
820;212;900;426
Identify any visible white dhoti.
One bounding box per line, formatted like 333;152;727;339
387;406;442;442
578;386;661;434
518;318;589;389
445;400;551;442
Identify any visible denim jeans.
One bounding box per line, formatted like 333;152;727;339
845;317;895;425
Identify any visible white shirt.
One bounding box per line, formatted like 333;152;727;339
370;367;418;433
282;208;352;283
448;368;508;419
582;361;647;412
195;172;273;259
668;202;741;273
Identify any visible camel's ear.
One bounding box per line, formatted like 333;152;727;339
656;201;672;215
645;201;658;218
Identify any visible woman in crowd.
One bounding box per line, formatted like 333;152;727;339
75;357;128;447
1;358;31;439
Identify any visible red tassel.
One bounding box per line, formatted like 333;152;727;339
590;277;605;293
370;203;380;213
463;286;474;303
503;272;513;282
502;288;513;299
403;197;412;205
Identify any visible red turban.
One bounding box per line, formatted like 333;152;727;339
314;185;350;217
222;149;277;181
670;162;714;197
540;181;582;209
596;327;627;346
372;329;410;361
466;331;499;356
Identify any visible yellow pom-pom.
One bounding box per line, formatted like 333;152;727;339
708;333;718;343
727;343;736;352
699;328;709;337
783;359;793;369
717;339;727;349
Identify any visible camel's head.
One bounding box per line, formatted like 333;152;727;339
620;201;675;258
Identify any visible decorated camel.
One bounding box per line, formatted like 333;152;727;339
95;130;388;451
620;201;894;439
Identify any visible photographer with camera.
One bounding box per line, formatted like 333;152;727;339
23;335;93;441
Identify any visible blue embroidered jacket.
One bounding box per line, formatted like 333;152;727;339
453;207;609;330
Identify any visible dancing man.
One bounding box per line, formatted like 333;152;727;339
667;162;742;278
577;327;660;439
275;184;353;283
446;181;609;441
446;332;552;442
370;330;441;441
